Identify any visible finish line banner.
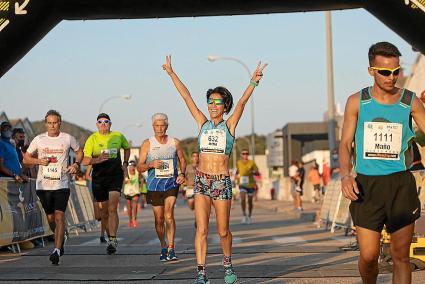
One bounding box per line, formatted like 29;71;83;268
0;179;51;246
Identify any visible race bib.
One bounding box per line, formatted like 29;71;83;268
155;159;175;178
101;148;118;158
240;176;249;185
363;122;402;160
42;164;61;180
199;129;226;154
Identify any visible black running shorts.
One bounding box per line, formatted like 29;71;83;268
350;170;420;233
146;188;179;206
92;175;124;202
36;188;70;215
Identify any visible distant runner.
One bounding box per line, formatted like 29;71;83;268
236;149;259;224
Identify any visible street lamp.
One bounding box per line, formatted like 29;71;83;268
208;55;256;162
98;95;132;113
325;11;337;169
123;123;143;132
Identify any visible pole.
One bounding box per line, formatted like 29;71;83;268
326;11;337;168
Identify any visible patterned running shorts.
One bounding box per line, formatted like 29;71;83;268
194;170;232;200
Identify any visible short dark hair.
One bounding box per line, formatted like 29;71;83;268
368;42;401;65
206;86;233;115
191;151;199;155
45;110;62;122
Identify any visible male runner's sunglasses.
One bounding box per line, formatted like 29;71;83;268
97;120;110;124
241;152;249;155
370;66;401;77
207;98;224;105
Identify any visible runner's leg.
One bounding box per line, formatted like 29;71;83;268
240;191;247;217
194;194;212;265
108;191;120;236
356;226;381;284
390;223;415;284
152;205;167;248
54;210;65;250
164;195;177;248
247;194;253;217
213;199;232;256
133;195;139;222
126;199;132;224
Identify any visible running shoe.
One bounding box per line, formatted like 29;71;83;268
132;220;138;228
167;249;178;261
194;271;210;284
241;216;247;224
160;248;168;262
100;236;107;243
49;250;60;265
106;238;118;255
224;265;237;284
128;221;133;228
246;216;252;225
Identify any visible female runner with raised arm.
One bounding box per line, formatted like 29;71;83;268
163;55;266;284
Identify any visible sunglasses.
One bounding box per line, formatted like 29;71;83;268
241;152;249;155
370;66;401;77
207;98;224;105
97;120;110;124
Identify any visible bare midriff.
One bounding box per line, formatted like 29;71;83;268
198;153;230;176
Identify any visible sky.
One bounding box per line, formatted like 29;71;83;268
0;8;419;146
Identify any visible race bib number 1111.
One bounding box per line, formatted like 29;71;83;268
363;122;402;160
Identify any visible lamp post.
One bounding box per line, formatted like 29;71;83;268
325;11;337;169
98;95;132;113
208;55;256;162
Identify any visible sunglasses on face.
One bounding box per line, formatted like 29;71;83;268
207;98;224;105
97;120;110;124
370;66;401;77
241;152;249;155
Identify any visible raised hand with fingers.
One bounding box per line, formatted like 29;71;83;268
162;55;174;76
251;61;268;83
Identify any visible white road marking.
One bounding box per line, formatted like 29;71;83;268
272;236;305;244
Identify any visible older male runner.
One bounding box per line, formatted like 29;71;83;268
137;113;186;262
339;42;425;284
23;110;83;265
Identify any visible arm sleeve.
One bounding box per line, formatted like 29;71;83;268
83;135;94;157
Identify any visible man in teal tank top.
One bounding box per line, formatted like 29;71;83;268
339;42;425;284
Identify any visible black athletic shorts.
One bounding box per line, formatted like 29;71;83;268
36;188;70;215
92;175;124;202
124;194;140;200
146;188;179;206
350;170;420;233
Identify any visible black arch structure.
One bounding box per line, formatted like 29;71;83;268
0;0;424;78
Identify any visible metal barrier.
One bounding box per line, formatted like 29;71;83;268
320;177;351;233
65;183;97;235
0;178;97;250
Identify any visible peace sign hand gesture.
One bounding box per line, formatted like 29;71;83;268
162;55;174;76
251;61;268;83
